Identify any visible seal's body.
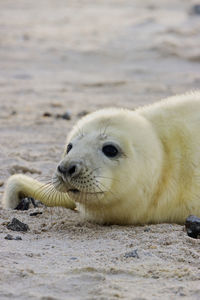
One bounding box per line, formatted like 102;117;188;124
2;92;200;224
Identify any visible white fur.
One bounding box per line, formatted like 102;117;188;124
2;174;75;210
2;92;200;224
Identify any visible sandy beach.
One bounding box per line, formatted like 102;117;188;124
0;0;200;299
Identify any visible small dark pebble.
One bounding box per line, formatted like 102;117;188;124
15;197;38;210
191;4;200;15
7;218;30;232
30;197;38;208
147;5;156;10
185;215;200;239
144;227;151;232
5;234;13;240
43;112;52;117
4;234;22;240
124;249;139;259
70;257;78;260
11;110;17;115
56;111;71;120
29;211;43;216
23;33;30;41
77;110;89;118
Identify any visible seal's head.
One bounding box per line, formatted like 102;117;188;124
52;108;163;223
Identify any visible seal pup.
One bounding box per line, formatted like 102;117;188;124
2;92;200;225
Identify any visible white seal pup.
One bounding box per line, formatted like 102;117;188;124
2;92;200;225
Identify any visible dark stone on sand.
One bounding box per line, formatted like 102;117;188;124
144;227;151;232
7;218;30;232
15;198;30;210
77;110;89;118
124;249;139;259
4;234;22;240
29;211;43;216
11;110;17;115
0;181;4;187
56;111;71;120
43;112;52;117
4;234;13;240
15;197;38;210
23;33;30;41
191;4;200;15
185;215;200;239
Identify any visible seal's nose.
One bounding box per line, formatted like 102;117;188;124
57;162;81;178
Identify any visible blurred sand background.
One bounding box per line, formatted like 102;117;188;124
0;0;200;299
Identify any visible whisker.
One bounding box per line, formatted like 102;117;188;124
34;183;53;196
95;175;121;183
95;180;118;199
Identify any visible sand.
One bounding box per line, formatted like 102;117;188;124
0;0;200;299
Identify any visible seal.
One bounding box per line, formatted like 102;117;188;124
2;92;200;225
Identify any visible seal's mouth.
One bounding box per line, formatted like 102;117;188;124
67;188;104;196
68;188;80;194
66;187;105;203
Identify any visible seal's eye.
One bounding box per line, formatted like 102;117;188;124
102;144;119;158
66;143;73;154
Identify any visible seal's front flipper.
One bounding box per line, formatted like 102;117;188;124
2;174;76;210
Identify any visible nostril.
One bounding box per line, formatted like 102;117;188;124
68;165;76;176
57;165;66;175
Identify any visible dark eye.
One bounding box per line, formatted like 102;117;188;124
102;144;119;158
66;143;73;154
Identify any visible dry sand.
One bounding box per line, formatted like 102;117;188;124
0;0;200;299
